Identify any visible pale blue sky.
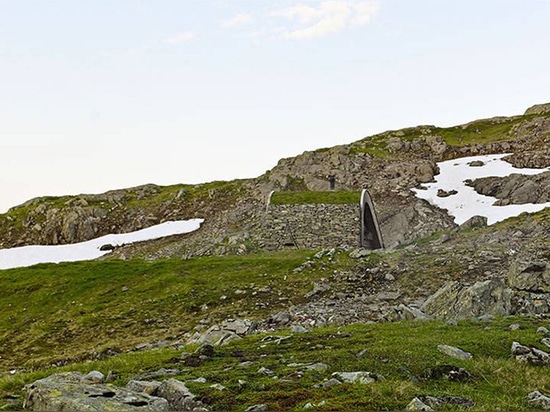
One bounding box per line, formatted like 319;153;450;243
1;0;549;212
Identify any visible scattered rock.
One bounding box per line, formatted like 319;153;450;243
423;365;471;382
406;397;433;411
511;341;550;365
509;323;521;330
304;282;331;300
527;390;550;409
437;344;472;360
537;327;550;336
508;260;550;293
331;371;383;384
245;404;269;412
156;378;210;411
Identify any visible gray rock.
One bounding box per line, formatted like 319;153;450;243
83;371;105;384
542;338;550;349
290;324;309;334
508;260;550;293
24;372;169;411
304;282;331;300
437;344;472;360
459;215;488;229
305;363;329;373
406;397;433;411
156;378;210;411
512;341;550;365
527;391;550;409
331;371;383;384
538;327;550;336
315;378;342;388
509;323;521;330
126;380;161;395
421;278;511;319
245;405;269;412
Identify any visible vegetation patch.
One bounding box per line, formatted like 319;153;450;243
270;191;361;205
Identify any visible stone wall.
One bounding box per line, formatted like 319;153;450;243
262;204;360;250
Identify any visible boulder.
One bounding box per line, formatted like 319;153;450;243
331;371;383;384
508;260;550;293
437;345;472;360
421;278;511;319
511;341;550;365
24;372;169;411
527;391;550;409
156;378;209;411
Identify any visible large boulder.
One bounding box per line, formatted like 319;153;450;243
508;260;550;293
24;372;169;411
421;278;512;319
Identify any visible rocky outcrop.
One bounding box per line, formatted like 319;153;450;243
24;372;210;412
468;171;550;205
24;372;170;411
525;103;550;116
421;278;511;319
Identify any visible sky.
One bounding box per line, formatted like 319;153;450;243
1;0;549;213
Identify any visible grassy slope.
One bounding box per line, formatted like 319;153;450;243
0;250;342;370
270;191;361;205
2;317;550;410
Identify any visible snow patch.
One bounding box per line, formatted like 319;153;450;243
0;219;203;270
412;154;550;225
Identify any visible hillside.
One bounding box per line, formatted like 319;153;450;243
2;103;550;410
1;103;550;255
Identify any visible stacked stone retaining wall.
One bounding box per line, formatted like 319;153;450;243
262;204;360;250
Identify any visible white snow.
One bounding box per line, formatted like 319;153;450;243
412;154;550;225
0;219;203;270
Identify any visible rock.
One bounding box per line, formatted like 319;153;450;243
459;215;488;229
421;278;511;319
99;243;116;251
304;282;331;300
187;319;254;346
527;390;550;409
315;378;342;388
437;344;472;360
511;341;550;365
542;338;550;349
509;323;521;330
245;405;269;412
331;371;383;384
268;311;292;325
538;327;550;336
258;367;275;377
305;363;329;373
156;378;210;411
468;160;485;167
508;260;550;293
290;324;309;334
525;103;550;115
126;380;161;395
23;372;169;411
423;365;471;382
83;370;105;384
418;395;475;409
349;249;371;259
436;189;458;198
406;397;433;411
389;304;431;321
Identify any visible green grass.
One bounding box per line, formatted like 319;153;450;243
270;191;361;205
2;317;550;410
352;113;546;158
0;251;338;371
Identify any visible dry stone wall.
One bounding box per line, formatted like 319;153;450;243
262;204;360;250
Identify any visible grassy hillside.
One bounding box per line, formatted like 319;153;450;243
2;317;550;410
0;250;347;371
